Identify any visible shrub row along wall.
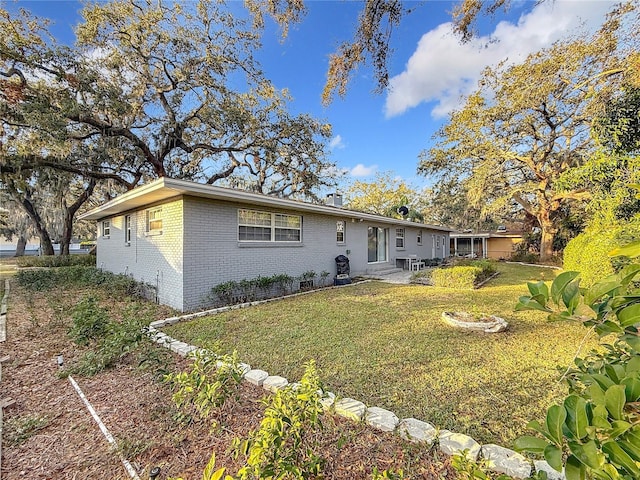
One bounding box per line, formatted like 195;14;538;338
209;271;332;307
15;255;96;268
150;288;562;480
15;266;157;303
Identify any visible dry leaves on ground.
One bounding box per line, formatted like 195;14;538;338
1;280;455;479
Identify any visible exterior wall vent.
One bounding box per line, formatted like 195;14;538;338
325;193;343;207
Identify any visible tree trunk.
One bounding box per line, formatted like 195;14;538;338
60;178;96;256
20;195;54;255
60;209;72;256
14;235;26;256
5;180;55;256
539;215;558;263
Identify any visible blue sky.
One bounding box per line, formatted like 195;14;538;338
3;0;617;191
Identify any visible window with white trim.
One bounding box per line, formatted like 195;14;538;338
238;209;301;242
395;228;405;248
146;207;163;234
101;220;110;238
124;215;132;244
336;220;345;244
417;230;423;245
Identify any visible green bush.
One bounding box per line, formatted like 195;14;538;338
431;260;496;288
563;218;640;288
509;250;540;264
563;228;617;288
16;266;152;298
234;361;325;479
209;272;313;307
164;348;245;425
431;266;482;288
69;295;109;346
514;240;640;479
68;307;152;377
16;255;95;268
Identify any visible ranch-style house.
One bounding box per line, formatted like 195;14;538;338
79;177;453;311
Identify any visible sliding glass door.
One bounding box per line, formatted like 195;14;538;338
367;226;388;263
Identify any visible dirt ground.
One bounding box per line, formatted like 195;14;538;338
0;276;456;479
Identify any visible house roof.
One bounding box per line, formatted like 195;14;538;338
450;232;524;239
79;177;455;232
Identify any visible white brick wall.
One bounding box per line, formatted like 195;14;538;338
182;196;352;310
96;197;185;310
181;196;450;311
96;194;450;312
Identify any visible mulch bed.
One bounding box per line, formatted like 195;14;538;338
0;280;455;479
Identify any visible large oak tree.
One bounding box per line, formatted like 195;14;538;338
419;7;638;261
1;1;339;253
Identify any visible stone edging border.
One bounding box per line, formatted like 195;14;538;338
475;272;500;289
148;282;565;480
504;262;561;270
1;278;10;343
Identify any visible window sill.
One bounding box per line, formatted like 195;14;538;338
144;230;163;237
102;236;110;239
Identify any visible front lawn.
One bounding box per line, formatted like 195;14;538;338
165;263;599;445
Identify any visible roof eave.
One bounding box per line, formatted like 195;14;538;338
78;177;455;232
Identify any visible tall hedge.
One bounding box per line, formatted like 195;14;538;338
563;217;640;287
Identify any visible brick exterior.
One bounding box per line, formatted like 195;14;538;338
96;197;185;310
97;194;450;312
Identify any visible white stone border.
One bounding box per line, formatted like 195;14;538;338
149;281;562;479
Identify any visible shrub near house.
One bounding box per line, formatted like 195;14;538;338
430;260;497;289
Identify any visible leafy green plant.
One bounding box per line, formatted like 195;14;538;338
16;266;154;298
169;452;232;480
370;467;406;479
451;452;513;480
514;238;640;479
211;280;238;305
210;273;318;307
301;270;317;281
68;295;109;345
431;260;497;288
254;275;274;297
239;278;257;302
233;360;325;479
164;348;244;425
563;218;640;288
67;305;152;376
4;414;50;446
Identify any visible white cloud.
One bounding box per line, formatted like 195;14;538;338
385;1;615;118
329;134;345;149
350;163;378;177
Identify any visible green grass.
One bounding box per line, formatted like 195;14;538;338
165;263;599;445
